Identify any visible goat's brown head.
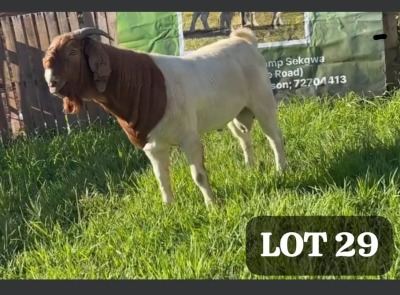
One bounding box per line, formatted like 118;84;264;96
42;27;113;114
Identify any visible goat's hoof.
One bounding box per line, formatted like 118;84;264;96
276;164;287;174
162;199;174;206
245;161;255;168
205;199;216;209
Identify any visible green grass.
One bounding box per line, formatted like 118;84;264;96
1;91;400;279
182;12;305;51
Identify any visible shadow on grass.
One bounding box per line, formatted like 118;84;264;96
279;137;400;195
0;120;150;266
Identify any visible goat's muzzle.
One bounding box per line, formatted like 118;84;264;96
49;80;65;94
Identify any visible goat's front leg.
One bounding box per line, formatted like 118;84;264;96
181;135;215;206
144;147;174;204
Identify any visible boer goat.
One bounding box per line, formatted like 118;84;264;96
42;27;286;206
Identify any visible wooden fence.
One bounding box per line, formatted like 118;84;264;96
0;12;117;143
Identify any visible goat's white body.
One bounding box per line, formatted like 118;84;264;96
43;27;286;207
146;31;273;143
140;29;287;206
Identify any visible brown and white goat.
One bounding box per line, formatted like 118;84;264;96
42;27;286;206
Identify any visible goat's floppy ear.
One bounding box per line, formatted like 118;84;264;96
84;39;111;93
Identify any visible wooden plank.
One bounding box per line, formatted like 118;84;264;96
12;14;45;133
34;12;67;130
96;12;110;45
0;12;35;18
0;67;15;135
82;12;96;27
44;12;60;42
67;12;80;31
106;12;117;46
0;28;12;142
56;12;70;33
0;73;10;142
23;13;58;130
0;17;24;135
35;12;50;49
0;99;10;143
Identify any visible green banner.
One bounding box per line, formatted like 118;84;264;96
115;12;387;98
116;12;182;55
259;12;386;97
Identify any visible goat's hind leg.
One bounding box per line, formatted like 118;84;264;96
144;146;175;204
228;107;255;167
180;134;215;206
249;96;286;172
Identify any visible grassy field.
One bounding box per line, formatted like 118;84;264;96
0;91;399;279
182;12;305;51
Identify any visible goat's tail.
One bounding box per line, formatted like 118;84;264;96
230;27;258;47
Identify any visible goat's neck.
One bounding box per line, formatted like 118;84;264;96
91;43;167;148
96;45;163;124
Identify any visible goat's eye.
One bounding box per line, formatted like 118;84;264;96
69;50;79;56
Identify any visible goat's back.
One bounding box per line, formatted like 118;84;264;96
150;32;267;101
147;30;272;137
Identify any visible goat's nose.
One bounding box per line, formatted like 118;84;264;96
49;81;58;87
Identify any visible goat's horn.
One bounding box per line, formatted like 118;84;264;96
72;27;114;41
